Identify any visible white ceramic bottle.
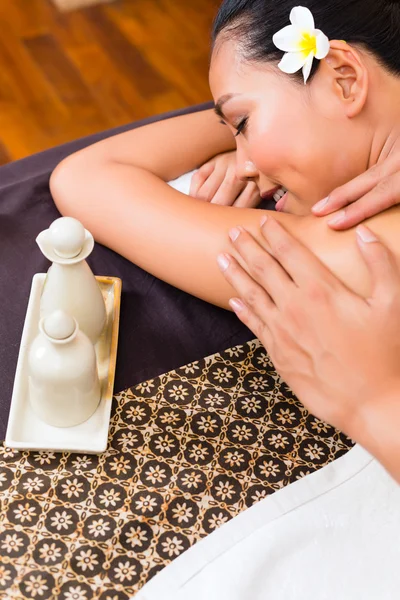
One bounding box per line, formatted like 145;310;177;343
28;310;101;427
36;217;106;345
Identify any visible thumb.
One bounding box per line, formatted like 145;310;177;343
356;225;399;299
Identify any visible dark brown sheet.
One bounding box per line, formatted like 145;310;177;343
0;103;276;440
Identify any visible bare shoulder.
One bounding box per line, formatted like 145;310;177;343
292;206;400;297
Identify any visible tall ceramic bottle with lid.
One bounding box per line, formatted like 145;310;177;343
28;310;101;427
36;217;106;345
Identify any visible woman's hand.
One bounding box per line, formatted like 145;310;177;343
190;151;261;207
217;218;400;481
312;146;400;229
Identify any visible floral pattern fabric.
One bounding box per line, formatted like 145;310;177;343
0;339;353;599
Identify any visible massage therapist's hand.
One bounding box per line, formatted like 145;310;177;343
217;219;400;482
190;151;261;208
312;145;400;229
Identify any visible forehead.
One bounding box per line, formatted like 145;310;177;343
209;38;245;94
209;38;277;99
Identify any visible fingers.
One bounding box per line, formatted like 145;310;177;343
233;182;262;208
228;296;273;348
195;166;228;202
326;171;400;230
313;164;389;214
190;162;215;198
210;172;247;205
227;225;295;308
312;156;400;228
192;151;258;206
194;162;246;205
259;217;343;291
216;253;274;344
356;225;400;303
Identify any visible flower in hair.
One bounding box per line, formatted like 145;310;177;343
272;6;330;84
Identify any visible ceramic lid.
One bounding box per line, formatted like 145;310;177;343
36;217;94;264
43;310;77;340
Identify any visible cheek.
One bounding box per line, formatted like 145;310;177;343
251;132;292;173
248;105;317;179
248;105;346;206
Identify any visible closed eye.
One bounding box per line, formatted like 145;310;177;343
235;117;248;137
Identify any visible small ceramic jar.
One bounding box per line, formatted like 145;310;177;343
36;217;107;345
28;310;101;427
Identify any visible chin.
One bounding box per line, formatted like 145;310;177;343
291;205;313;216
279;192;311;216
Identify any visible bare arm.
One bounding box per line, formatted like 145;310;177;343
50;156;400;309
50;108;400;305
68;108;236;182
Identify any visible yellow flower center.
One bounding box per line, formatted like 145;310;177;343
298;31;317;58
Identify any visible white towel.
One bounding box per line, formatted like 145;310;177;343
167;170;197;195
136;445;400;600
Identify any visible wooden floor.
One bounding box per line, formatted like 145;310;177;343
0;0;219;164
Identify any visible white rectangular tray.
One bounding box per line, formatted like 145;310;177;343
5;274;122;454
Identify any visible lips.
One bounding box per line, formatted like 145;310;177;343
260;186;280;200
275;192;288;212
260;186;289;212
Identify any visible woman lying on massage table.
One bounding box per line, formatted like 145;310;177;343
50;0;400;479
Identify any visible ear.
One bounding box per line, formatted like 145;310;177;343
319;41;368;118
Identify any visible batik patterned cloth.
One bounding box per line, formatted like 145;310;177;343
0;339;353;599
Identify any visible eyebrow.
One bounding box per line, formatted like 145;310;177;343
214;93;239;119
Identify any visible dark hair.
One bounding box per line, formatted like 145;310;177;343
212;0;400;82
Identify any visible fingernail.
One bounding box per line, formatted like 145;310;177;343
328;210;346;226
356;225;378;244
260;215;268;227
229;298;245;312
312;197;329;213
217;253;231;272
229;227;241;242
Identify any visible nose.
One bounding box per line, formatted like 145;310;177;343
235;145;259;181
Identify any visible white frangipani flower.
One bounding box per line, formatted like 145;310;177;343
273;6;330;84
